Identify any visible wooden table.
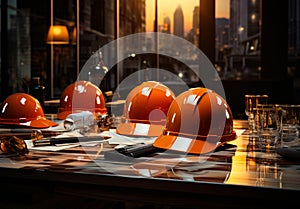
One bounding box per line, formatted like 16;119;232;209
0;120;299;209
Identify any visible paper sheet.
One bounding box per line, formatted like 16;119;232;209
235;129;246;137
100;129;156;147
25;130;105;151
25;140;83;151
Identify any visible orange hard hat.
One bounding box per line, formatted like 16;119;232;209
57;80;107;120
0;93;58;128
116;81;176;136
153;87;237;154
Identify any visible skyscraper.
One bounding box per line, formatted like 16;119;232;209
193;6;199;46
173;5;184;38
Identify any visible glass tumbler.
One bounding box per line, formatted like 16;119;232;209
277;104;300;148
254;104;280;150
245;94;269;134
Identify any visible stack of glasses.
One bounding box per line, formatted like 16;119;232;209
245;95;300;152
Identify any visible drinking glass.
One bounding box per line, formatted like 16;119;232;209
254;104;280;150
244;95;269;134
277;104;300;148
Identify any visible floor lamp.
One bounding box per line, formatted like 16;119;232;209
46;0;69;98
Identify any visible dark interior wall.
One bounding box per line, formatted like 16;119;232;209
223;78;294;119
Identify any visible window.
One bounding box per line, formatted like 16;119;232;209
0;0;299;107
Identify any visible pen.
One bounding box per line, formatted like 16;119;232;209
0;128;35;133
33;136;104;146
116;143;160;158
0;128;66;140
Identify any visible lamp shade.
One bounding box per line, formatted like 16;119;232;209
71;27;77;45
46;25;69;44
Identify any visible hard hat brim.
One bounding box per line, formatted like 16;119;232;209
57;108;108;120
56;109;73;120
153;131;237;154
0;117;58;129
116;122;165;137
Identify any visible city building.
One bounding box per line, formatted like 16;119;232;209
161;16;171;33
0;1;300;209
173;5;184;38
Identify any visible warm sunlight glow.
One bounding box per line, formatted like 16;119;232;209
146;0;230;33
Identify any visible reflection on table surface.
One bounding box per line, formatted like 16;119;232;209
0;119;299;192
